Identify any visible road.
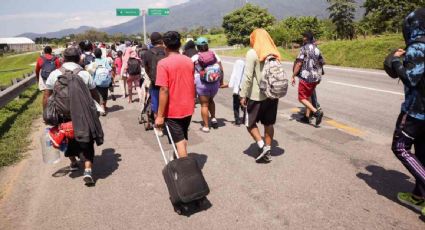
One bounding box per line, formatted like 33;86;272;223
0;57;423;229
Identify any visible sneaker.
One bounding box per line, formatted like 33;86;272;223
200;127;210;133
263;151;272;163
83;170;95;185
299;116;311;124
234;118;241;126
256;146;271;162
69;161;80;171
314;110;324;126
211;118;218;129
397;192;425;212
157;129;164;137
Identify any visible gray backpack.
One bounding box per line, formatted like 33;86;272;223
259;55;288;99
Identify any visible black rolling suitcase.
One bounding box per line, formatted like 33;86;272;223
155;125;210;214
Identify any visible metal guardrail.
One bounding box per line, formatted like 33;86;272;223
0;72;36;108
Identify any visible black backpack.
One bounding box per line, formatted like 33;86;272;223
82;53;95;68
128;58;141;75
148;47;166;83
43;68;81;126
40;56;57;80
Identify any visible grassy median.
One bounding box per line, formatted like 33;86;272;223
0;52;42;167
0;52;39;87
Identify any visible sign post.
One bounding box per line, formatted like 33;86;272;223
116;8;170;45
142;10;147;45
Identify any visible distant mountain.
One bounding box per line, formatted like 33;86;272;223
18;26;95;40
17;0;365;38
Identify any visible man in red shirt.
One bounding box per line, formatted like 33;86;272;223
155;31;195;158
35;46;61;91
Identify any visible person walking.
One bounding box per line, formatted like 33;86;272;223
387;8;425;216
291;31;325;126
43;47;103;185
193;37;224;133
36;46;61;91
144;32;166;134
126;51;144;104
229;59;245;126
93;48;112;115
155;31;195;158
240;28;281;163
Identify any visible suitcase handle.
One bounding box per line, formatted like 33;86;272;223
154;123;179;165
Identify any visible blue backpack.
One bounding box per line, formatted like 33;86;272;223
94;64;111;87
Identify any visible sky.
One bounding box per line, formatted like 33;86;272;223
0;0;189;37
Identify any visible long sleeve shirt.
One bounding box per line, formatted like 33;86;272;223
240;49;266;101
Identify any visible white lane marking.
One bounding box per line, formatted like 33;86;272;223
328;81;404;96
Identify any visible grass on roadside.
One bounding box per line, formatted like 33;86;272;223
0;52;39;87
0;85;41;167
216;34;404;70
204;34;228;48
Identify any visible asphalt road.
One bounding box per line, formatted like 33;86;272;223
0;57;423;230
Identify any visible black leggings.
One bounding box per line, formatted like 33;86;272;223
391;112;425;197
233;94;241;120
65;139;95;163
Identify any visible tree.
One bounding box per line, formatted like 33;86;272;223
270;17;333;48
222;4;275;46
327;0;356;40
362;0;425;34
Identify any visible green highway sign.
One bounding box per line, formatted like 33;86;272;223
148;8;170;16
116;8;140;16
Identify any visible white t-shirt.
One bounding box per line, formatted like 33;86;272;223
46;62;96;90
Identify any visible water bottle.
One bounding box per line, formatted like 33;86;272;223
40;128;61;164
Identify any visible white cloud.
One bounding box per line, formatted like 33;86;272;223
0;0;189;36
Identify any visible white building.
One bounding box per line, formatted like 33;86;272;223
0;37;36;53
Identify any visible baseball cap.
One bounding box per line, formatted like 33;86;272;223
195;37;208;45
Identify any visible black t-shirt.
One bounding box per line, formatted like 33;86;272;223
143;46;166;84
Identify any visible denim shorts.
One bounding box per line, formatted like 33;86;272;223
150;87;160;113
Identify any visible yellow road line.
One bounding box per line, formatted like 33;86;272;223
325;119;364;137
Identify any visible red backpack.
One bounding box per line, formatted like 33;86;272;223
198;51;217;69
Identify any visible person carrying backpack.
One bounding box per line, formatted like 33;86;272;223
240;28;282;163
386;8;425;216
292;31;325;126
143;32;166;134
43;47;103;186
126;51;143;104
93;48;112;115
193;37;225;133
80;40;95;69
35;46;61;91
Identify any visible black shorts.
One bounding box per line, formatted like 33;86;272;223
96;86;109;102
245;98;279;128
166;116;192;143
65;139;95;162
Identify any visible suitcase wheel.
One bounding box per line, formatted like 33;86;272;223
173;205;182;215
173;203;189;215
197;197;208;208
